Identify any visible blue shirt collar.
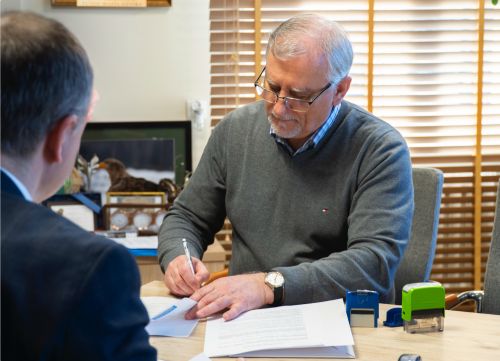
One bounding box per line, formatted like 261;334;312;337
270;103;341;157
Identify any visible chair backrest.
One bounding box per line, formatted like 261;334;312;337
394;167;444;304
482;179;500;314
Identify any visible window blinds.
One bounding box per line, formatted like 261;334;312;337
210;0;500;296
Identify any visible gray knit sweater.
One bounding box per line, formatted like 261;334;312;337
158;100;414;304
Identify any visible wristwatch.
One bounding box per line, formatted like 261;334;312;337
264;271;285;307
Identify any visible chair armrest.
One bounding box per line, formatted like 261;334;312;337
445;290;484;312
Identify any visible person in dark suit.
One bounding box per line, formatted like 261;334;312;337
1;11;156;361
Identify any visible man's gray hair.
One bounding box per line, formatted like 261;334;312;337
266;14;353;85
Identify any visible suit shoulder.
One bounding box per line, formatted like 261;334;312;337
1;196;129;266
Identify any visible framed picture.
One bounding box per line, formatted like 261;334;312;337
51;0;171;7
80;121;191;187
106;192;166;206
44;193;103;231
104;192;168;233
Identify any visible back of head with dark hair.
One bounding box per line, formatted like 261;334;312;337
1;11;93;158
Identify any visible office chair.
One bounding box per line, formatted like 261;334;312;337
394;167;444;305
445;178;500;314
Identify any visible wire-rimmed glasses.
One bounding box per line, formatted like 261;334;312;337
254;67;332;113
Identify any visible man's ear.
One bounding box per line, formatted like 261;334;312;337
43;115;78;163
332;76;352;106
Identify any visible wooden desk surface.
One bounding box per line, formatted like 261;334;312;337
141;281;500;361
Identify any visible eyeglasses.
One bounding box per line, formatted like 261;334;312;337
254;67;332;113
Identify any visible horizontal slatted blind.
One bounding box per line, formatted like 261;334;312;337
371;0;500;294
481;1;500;290
210;0;500;295
210;0;256;125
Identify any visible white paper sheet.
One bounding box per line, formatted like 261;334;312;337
110;235;157;249
50;204;95;231
142;296;198;337
204;299;355;358
189;353;212;361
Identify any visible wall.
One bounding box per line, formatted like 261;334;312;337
15;0;211;169
1;0;21;12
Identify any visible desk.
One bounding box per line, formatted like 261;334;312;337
141;281;500;361
135;240;226;285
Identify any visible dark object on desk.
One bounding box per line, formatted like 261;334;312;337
94;230;157;238
383;307;403;327
346;290;379;327
398;354;422;361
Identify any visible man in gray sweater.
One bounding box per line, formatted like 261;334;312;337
158;14;414;321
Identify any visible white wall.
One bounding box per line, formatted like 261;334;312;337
1;0;21;12
17;0;211;169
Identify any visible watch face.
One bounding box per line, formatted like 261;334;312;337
266;271;284;288
133;212;152;230
110;211;129;230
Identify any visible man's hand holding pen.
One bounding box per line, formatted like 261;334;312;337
164;239;273;321
164;244;273;322
163;240;210;296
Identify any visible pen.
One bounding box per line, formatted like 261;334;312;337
152;305;177;320
182;238;195;275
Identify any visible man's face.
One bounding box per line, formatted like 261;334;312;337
264;51;337;149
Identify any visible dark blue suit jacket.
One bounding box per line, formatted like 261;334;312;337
1;171;157;361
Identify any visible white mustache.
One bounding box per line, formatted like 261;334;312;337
268;113;297;122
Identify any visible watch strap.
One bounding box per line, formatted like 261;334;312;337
271;283;284;307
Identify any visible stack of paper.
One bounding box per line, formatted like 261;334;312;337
204;299;355;358
141;296;198;337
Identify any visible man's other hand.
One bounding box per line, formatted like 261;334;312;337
185;273;274;321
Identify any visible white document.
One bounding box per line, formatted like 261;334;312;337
51;204;95;231
189;353;212;361
142;296;198;337
204;299;355;358
110;235;157;249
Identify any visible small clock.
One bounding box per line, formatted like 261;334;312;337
110;210;129;230
155;210;167;227
133;211;153;230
